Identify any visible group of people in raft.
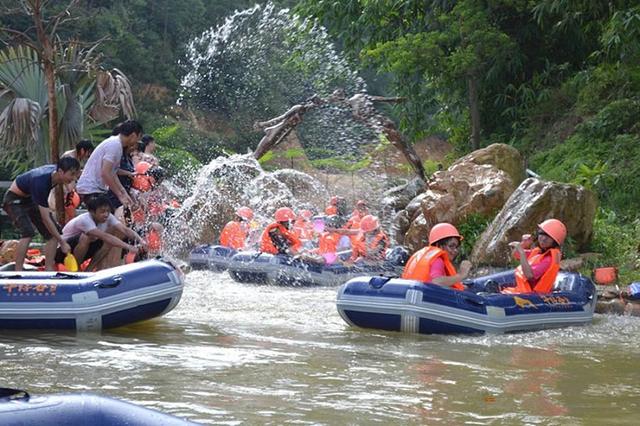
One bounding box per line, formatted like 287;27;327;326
220;196;390;265
220;192;568;294
2;120;175;272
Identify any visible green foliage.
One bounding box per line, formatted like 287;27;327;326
589;209;640;283
155;144;201;178
456;213;492;260
151;123;227;163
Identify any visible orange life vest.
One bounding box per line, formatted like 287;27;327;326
505;247;561;294
350;231;389;261
293;218;314;241
219;221;248;250
314;232;340;255
64;190;80;224
401;246;465;291
325;205;337;215
260;222;302;255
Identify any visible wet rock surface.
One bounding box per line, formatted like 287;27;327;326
470;178;597;266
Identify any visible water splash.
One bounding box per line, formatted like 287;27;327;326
163;154;329;256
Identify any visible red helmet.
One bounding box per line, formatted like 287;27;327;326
428;223;463;245
360;215;379;233
236;206;254;220
132;161;154;191
275;207;296;222
538;218;567;245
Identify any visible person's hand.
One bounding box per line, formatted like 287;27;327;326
127;245;140;254
459;260;472;277
508;241;521;250
60;241;71;255
139;240;148;251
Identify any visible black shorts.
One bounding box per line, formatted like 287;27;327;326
54;234;103;264
2;191;54;239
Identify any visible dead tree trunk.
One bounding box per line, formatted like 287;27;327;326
253;91;427;182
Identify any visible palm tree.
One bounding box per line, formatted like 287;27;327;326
0;42;135;172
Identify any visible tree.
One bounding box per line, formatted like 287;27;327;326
298;0;518;151
0;0;135;220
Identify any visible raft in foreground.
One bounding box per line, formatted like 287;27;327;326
0;259;184;331
0;389;196;425
337;270;597;334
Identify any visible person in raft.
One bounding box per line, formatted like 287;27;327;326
259;207;302;256
349;215;389;263
502;218;566;294
401;222;472;291
2;157;81;271
219;207;254;250
55;194;145;270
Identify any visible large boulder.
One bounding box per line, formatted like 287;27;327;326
470;178;597;266
271;169;328;209
403;161;517;252
453;143;526;187
164;154;327;255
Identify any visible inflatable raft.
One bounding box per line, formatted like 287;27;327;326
227;249;407;287
0;259;184;331
189;244;236;271
337;270;597;334
0;388;196;425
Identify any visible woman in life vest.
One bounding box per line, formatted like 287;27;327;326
401;222;472;290
350;215;389;262
260;207;302;256
503;218;566;294
293;209;315;244
219;207;254;250
311;215;341;264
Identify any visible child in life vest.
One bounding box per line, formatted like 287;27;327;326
503;218;566;294
349;215;389;263
219;207;254;250
401;222;472;291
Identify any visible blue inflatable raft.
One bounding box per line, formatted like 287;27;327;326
337;270;597;334
0;259;184;331
227;249;408;287
189;244;236;271
0;388;196;425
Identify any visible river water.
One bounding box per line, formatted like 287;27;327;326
2;270;639;425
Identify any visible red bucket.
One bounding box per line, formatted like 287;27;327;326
593;267;618;285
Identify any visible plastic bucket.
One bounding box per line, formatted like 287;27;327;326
593;267;617;285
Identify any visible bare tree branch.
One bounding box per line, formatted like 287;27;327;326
253;90;426;181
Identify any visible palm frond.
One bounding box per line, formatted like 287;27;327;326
112;68;136;119
0;97;42;153
0;45;48;108
58;84;83;149
88;68;136;122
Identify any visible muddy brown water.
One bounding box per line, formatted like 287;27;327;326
2;270;639;424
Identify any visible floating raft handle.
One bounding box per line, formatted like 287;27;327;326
95;275;123;289
0;388;30;401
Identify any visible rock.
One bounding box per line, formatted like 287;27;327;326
380;177;426;214
164;154;327;255
403;162;516;252
453;143;526;187
560;257;583;272
624;302;640;317
390;209;411;246
596;299;626;315
0;240;18;265
471;178;598;266
271;169;328;209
